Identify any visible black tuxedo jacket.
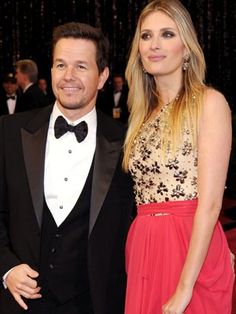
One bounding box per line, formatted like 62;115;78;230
0;91;23;116
0;105;134;314
20;84;49;112
97;86;129;124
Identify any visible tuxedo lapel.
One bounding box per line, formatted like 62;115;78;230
0;101;9;115
89;114;123;235
21;107;123;234
21;106;52;227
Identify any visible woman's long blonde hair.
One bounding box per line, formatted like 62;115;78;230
123;0;206;171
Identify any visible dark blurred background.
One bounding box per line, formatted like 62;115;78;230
0;0;236;110
0;0;236;194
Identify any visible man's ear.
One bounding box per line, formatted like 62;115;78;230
98;67;109;90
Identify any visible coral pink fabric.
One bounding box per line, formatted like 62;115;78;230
125;200;234;314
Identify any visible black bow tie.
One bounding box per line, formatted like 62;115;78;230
7;95;16;100
54;116;88;143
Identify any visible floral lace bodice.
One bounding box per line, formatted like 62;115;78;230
129;108;198;205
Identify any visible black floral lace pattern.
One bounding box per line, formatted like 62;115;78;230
129;112;198;205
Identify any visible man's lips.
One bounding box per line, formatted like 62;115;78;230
60;86;82;93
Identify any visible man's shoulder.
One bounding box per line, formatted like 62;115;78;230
0;105;52;128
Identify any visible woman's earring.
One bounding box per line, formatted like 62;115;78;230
142;64;147;74
139;55;147;74
182;55;190;71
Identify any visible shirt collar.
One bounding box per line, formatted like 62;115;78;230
6;94;16;97
49;102;97;135
23;83;33;93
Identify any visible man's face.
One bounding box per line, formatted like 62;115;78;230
3;81;18;95
38;79;47;92
15;68;26;89
113;76;124;92
51;38;109;120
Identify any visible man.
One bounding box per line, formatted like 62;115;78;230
0;73;23;115
0;22;134;314
15;59;49;111
97;74;129;124
38;78;48;95
38;77;55;105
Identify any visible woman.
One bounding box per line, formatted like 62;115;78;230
123;0;234;313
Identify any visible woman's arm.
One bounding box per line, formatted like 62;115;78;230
163;88;232;314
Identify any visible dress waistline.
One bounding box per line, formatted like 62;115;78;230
137;199;198;217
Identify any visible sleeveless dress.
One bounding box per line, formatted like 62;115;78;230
125;105;234;314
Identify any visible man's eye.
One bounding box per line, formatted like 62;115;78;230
55;63;65;69
77;64;87;70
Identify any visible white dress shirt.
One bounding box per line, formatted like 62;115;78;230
6;96;16;114
114;91;121;107
44;103;97;226
2;103;97;287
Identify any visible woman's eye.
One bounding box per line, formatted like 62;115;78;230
162;31;175;38
140;32;151;40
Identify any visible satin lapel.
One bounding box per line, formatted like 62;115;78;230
21;107;52;228
89;131;123;236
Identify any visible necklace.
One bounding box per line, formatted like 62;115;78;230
164;93;180;106
153;94;180;117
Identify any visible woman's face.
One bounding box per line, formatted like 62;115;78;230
139;11;187;79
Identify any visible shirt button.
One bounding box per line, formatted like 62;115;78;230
51;248;56;253
55;233;61;238
68;149;72;154
64;177;68;181
59;205;63;209
49;264;54;269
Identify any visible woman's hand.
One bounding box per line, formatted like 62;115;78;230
230;251;235;274
162;286;193;314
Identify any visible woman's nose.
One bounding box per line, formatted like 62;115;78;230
150;36;160;50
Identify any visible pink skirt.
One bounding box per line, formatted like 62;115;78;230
125;200;234;314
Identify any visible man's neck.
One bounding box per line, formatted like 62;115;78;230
23;82;33;93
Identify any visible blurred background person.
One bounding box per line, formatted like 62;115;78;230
38;77;48;95
97;73;129;124
38;77;55;104
15;59;49;111
0;72;23;116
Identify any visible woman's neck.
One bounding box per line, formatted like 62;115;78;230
154;72;182;105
